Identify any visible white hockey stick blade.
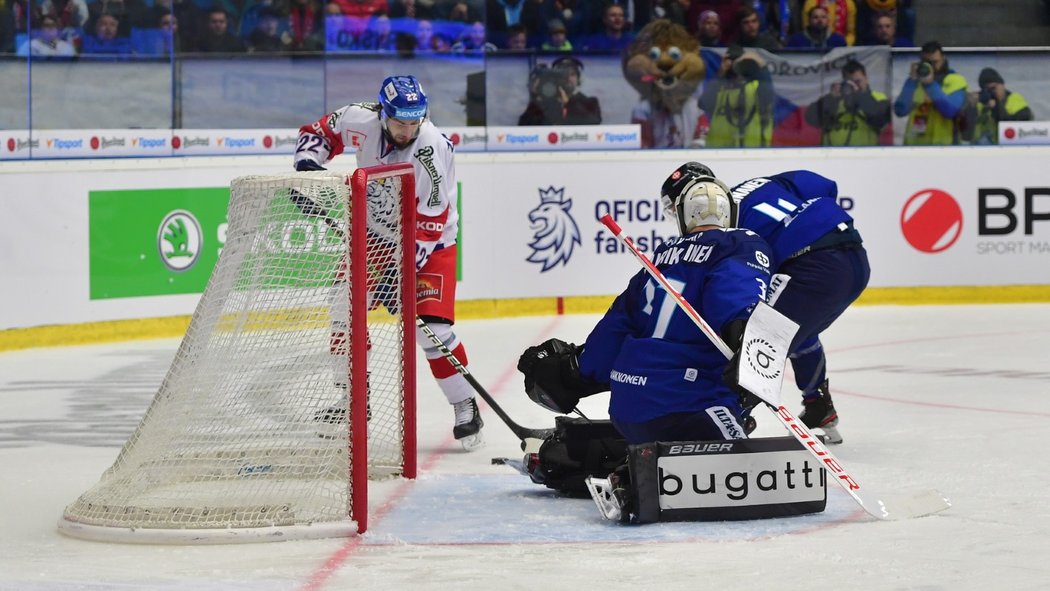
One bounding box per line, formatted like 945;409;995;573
773;404;950;521
491;456;530;477
858;487;952;520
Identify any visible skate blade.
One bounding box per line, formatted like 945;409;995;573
819;424;844;445
459;432;485;451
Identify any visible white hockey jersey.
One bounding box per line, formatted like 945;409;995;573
294;102;458;269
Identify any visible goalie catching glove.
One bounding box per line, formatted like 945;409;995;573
517;338;608;414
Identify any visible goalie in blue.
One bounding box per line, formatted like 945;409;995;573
518;162;772;445
723;167;870;444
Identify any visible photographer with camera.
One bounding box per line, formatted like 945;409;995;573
805;60;890;146
892;40;968;145
697;45;775;148
960;67;1033;145
518;55;602;126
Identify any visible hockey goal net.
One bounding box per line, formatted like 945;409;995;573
58;164;417;543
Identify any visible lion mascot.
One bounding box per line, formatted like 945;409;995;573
623;19;707;148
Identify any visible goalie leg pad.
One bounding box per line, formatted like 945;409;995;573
531;416;628;497
627;437;828;524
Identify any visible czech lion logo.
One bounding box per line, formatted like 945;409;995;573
526;186;580;272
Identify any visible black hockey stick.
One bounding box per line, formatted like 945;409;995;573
286;186;554;444
416;317;554;443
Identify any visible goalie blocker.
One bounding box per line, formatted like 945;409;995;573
588;436;827;524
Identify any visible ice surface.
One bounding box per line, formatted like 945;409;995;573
2;305;1048;590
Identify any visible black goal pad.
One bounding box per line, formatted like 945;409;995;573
533;416;628;498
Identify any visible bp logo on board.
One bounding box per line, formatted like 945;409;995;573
157;210;203;271
900;189;963;253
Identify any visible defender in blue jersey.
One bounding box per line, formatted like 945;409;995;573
518;163;772;445
717;166;870;444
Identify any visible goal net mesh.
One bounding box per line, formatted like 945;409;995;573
59;167;415;542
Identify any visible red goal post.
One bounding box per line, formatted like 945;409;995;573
57;163;417;542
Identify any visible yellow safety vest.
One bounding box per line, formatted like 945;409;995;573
903;73;967;146
823;90;889;146
706;80;773;148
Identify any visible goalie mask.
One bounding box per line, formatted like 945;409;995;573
660;162;737;235
378;75;428;148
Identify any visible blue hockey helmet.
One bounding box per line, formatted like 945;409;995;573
378;75;428;122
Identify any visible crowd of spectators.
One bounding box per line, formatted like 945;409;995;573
0;0;920;57
0;0;1035;146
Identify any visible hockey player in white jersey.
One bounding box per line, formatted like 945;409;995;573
294;75;484;450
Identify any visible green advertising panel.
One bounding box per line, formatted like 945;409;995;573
89;180;464;300
89;188;230;300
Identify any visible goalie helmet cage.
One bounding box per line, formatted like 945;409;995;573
57;164;417;543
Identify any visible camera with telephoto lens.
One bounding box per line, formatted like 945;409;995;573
978;88;994;105
724;46;761;80
731;56;761;79
840;81;856;97
529;65;569;100
916;61;934;78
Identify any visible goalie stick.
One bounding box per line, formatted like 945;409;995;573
599;214;951;521
416;317;555;444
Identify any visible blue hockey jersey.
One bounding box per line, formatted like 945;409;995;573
577;228;772;424
731;170;853;268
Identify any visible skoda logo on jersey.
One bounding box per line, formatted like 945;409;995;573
526;186;581;272
157;210;202;272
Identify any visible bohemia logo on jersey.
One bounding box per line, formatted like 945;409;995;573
900;189;964;253
416;274;443;303
526;186;581;272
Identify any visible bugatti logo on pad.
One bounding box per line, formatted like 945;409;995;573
901;189;963;253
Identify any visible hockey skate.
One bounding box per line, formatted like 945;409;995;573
585;465;633;523
799;380;842;444
452;397;484;451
